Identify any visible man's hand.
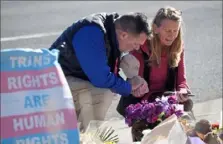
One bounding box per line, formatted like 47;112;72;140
128;76;149;97
128;76;142;90
132;82;149;97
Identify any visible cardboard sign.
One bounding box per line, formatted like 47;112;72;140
1;48;79;144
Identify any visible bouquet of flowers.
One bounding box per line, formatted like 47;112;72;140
124;95;184;141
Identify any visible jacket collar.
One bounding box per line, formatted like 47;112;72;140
140;40;151;56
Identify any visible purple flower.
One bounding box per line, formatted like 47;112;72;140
141;103;155;119
141;100;148;105
125;104;135;116
124;96;184;127
165;107;173;118
154;102;164;116
175;110;184;117
133;103;143;119
157;100;169;112
167;95;178;104
164;104;177;118
125;103;144;121
134;103;143;110
125;117;132;126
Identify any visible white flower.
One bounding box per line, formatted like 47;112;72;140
161;96;168;102
174;104;184;111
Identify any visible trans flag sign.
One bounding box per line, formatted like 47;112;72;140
1;48;80;144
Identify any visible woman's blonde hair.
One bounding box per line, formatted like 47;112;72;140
149;6;183;68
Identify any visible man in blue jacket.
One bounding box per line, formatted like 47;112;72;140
50;12;150;129
50;12;150;97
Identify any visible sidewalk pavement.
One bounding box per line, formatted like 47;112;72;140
192;97;222;123
103;96;222;144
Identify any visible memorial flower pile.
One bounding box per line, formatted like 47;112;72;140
125;95;184;127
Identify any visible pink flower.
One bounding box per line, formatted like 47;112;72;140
134;103;143;110
167;95;178;104
151;116;158;123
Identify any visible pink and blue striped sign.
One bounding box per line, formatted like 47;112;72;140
1;48;80;144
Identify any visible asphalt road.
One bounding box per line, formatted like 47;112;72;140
1;1;222;103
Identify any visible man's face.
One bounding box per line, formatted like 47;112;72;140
117;31;147;52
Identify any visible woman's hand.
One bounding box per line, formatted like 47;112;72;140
177;88;189;102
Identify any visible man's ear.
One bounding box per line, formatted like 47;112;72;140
119;30;128;40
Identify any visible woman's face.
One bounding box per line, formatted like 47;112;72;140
154;19;181;46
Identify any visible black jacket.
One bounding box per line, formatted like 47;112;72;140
50;13;121;80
